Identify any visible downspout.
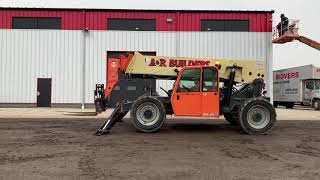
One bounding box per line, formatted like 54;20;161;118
176;11;180;57
81;10;88;109
266;13;273;103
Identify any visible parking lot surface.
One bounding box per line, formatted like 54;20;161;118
0;107;319;180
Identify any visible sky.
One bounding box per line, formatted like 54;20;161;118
0;0;319;70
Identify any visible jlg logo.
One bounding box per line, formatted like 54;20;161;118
147;58;210;68
275;72;299;80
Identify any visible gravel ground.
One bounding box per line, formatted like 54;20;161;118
0;108;319;180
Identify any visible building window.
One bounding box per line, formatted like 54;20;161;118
12;17;62;29
201;20;249;32
107;19;156;31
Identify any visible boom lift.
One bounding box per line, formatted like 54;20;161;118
94;52;276;136
272;19;320;50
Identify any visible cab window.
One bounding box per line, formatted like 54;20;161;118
202;68;218;92
306;81;314;90
178;68;201;92
315;80;320;90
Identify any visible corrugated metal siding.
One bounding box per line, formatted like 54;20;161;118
0;30;272;103
0;30;82;103
0;9;272;32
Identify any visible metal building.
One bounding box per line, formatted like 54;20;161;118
0;8;274;108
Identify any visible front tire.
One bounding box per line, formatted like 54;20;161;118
131;97;166;133
240;98;277;135
313;99;320;111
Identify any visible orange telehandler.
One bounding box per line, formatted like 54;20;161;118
94;52;276;135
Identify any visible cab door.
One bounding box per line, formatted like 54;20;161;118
201;67;220;117
171;68;202;116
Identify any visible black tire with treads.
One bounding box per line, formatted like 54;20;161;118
131;96;166;133
313;99;320;111
240;98;277;135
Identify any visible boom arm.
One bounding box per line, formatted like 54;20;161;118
298;36;320;51
119;52;265;80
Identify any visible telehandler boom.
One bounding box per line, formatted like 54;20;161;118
94;52;276;135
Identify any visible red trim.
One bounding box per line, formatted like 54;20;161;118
0;9;272;32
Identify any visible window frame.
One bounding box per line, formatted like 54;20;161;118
202;67;219;92
306;80;315;90
177;68;201;93
12;17;62;29
107;18;156;31
200;20;250;32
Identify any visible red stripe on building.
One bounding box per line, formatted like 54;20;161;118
0;9;273;32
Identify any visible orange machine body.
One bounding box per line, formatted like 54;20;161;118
171;66;220;117
104;54;134;99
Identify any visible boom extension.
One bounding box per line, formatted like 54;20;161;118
298;36;320;51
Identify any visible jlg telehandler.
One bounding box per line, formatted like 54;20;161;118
94;52;276;135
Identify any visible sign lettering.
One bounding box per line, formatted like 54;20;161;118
275;72;299;80
147;58;210;68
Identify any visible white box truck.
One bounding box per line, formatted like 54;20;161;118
273;65;320;110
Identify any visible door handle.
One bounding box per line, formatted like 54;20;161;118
177;95;180;100
37;91;40;96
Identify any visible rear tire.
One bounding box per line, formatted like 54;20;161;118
131;96;166;133
313;99;320;111
239;98;277;135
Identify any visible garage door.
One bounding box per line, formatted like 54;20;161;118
107;51;157;107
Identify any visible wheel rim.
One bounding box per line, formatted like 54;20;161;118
136;102;160;126
247;105;270;129
314;101;319;109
